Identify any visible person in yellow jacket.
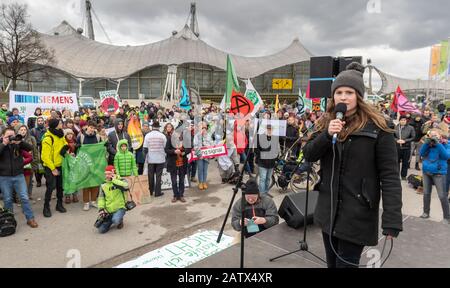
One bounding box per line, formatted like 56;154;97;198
96;165;128;234
41;118;68;218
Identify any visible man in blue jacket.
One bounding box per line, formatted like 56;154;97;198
419;128;450;224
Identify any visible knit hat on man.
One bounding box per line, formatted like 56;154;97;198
7;115;20;126
331;62;366;98
48;118;61;129
243;179;259;195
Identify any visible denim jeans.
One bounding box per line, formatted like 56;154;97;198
240;153;252;173
170;167;186;198
0;175;35;221
322;232;365;268
446;167;450;193
189;161;197;178
197;159;209;183
98;209;126;234
423;173;450;219
258;167;274;194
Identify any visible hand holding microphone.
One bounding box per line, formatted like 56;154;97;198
328;103;347;144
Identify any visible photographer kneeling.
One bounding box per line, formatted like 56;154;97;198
0;127;38;228
96;165;134;234
419;128;450;224
231;179;279;238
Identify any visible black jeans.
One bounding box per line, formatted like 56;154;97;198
398;148;411;178
137;163;145;175
148;163;165;196
44;167;63;205
322;232;365;268
35;171;44;184
170;167;186;198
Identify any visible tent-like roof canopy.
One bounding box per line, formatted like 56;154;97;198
40;22;313;80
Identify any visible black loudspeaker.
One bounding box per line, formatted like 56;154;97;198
310;56;335;78
278;190;319;229
309;56;363;98
336;56;363;75
309;56;335;99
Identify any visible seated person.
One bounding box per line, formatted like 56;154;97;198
231;179;279;238
96;165;129;234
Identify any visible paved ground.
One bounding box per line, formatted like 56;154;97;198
0;163;447;268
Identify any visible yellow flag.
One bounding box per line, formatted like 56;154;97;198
430;44;441;77
275;94;279;114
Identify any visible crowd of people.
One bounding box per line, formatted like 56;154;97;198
0;64;448;267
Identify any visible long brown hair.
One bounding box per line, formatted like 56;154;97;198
314;94;393;142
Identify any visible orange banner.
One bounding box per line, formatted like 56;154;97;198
430;45;441;77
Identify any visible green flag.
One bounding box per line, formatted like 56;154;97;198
439;40;449;75
63;142;107;193
224;54;240;110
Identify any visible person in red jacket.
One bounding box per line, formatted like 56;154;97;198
21;150;33;201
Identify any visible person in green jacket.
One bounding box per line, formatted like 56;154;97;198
114;139;138;177
0;103;9;123
97;165;128;234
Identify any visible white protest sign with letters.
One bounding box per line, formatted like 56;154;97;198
116;230;234;268
9;91;79;122
187;143;228;163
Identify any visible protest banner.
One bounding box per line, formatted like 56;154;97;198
62;142;107;193
99;90;121;113
9;90;79;122
127;117;144;150
187;143;228;163
116;230;234;268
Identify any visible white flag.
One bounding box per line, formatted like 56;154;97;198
244;79;263;116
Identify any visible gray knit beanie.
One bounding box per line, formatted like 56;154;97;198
331;62;366;98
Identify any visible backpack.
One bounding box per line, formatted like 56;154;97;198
80;133;101;145
407;174;423;189
0;208;17;237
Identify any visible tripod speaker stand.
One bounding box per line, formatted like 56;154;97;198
269;163;326;265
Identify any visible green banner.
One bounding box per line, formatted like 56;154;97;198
439;40;449;75
63;142;107;193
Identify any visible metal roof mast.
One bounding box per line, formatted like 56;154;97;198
188;2;200;37
84;0;112;44
85;0;95;40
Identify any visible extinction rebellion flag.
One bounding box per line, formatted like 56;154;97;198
62;142;107;193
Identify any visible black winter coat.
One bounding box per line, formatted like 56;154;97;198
0;141;33;176
409;119;425;142
282;124;299;151
164;131;192;174
303;122;403;246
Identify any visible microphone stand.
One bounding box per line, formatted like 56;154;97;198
269;161;326;265
217;116;258;268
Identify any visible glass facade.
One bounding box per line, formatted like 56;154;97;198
6;61;311;102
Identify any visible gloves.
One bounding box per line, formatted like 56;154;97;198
98;209;108;217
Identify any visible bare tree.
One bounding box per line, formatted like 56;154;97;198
0;3;55;90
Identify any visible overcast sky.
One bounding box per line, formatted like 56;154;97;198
4;0;450;80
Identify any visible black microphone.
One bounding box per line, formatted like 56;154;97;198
332;103;347;144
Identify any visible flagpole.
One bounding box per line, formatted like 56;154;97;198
444;37;450;104
426;46;433;102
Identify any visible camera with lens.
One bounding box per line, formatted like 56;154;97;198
125;200;136;211
429;136;440;146
94;211;111;228
112;179;136;211
8;134;23;142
